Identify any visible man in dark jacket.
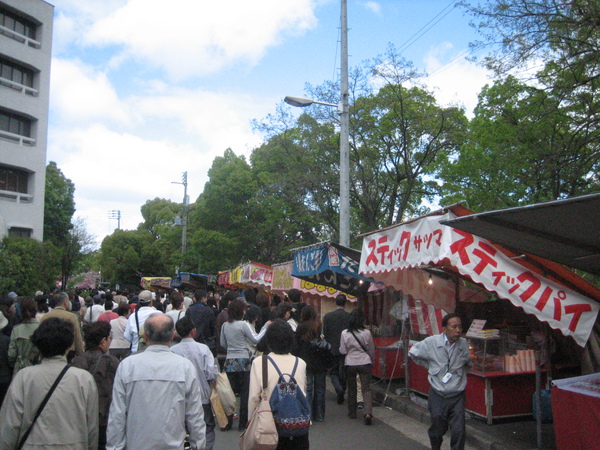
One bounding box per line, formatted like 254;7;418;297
185;290;216;356
323;294;352;404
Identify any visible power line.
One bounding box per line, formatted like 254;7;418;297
397;0;458;55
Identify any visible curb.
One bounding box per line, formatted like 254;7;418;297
371;384;514;450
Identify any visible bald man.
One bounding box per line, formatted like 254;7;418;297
107;314;206;450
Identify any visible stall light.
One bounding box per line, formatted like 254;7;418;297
428;274;433;285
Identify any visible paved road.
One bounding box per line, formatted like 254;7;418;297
213;380;472;449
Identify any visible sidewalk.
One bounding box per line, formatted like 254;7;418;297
371;378;556;450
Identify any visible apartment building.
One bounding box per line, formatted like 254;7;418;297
0;0;53;240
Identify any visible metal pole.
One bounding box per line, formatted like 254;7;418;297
181;171;188;255
535;350;542;449
339;0;350;247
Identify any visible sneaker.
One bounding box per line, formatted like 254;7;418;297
357;402;364;410
337;392;345;404
364;414;372;425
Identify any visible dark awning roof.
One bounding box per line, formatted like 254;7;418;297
440;193;600;276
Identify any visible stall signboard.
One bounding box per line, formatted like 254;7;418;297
238;261;273;288
292;243;373;296
140;277;172;290
360;212;600;347
272;262;355;299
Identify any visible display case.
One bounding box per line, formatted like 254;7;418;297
468;336;505;373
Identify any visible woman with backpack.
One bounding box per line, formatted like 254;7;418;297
7;297;40;375
340;308;375;425
248;319;309;449
295;305;331;422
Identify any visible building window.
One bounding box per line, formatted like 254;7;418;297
0;57;35;94
0;7;37;45
8;227;32;238
0;110;32;138
0;165;28;194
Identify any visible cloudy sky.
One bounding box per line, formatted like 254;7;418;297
47;0;492;248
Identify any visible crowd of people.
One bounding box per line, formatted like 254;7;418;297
0;286;381;450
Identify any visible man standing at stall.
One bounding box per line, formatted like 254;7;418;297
408;313;472;450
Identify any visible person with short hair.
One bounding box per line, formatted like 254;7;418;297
106;314;205;450
323;294;352;404
249;319;309;449
98;299;118;323
185;289;217;355
171;317;219;449
72;321;120;449
109;304;131;361
409;313;472;450
40;292;84;357
8;297;40;375
0;317;99;449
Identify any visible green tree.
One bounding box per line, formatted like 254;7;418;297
439;76;600;210
0;237;59;294
189;149;259;265
99;228;172;287
43;161;75;245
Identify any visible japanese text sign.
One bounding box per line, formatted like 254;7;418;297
360;213;600;346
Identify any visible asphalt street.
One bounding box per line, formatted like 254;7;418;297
213;380;475;449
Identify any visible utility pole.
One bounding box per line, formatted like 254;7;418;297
172;172;188;255
339;0;350;247
108;210;121;229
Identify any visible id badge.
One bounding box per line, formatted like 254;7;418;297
442;372;452;384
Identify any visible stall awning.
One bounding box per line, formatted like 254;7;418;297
440;193;600;276
140;277;172;290
171;273;208;290
292;242;373;297
272;261;357;300
359;206;600;347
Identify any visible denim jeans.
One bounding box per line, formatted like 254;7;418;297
306;370;327;421
329;355;347;395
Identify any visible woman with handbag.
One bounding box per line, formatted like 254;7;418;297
220;298;269;432
339;309;375;425
295;305;331;422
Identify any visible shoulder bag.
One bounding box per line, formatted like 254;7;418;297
239;355;278;450
17;364;70;450
350;330;372;364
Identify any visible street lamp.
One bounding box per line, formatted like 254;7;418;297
284;0;350;247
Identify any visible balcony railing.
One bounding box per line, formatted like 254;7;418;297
0;189;33;203
0;130;35;146
0;24;41;48
0;77;38;96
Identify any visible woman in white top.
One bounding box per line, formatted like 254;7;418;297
249;319;308;449
166;292;186;324
339;308;375;425
220;298;268;432
109;303;131;360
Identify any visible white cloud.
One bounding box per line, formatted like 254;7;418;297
84;0;319;80
422;42;492;116
50;59;130;126
362;1;381;15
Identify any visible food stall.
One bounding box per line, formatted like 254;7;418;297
359;205;600;423
290;242;412;379
140;276;172;291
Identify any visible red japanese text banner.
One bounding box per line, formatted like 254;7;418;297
360;213;600;347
